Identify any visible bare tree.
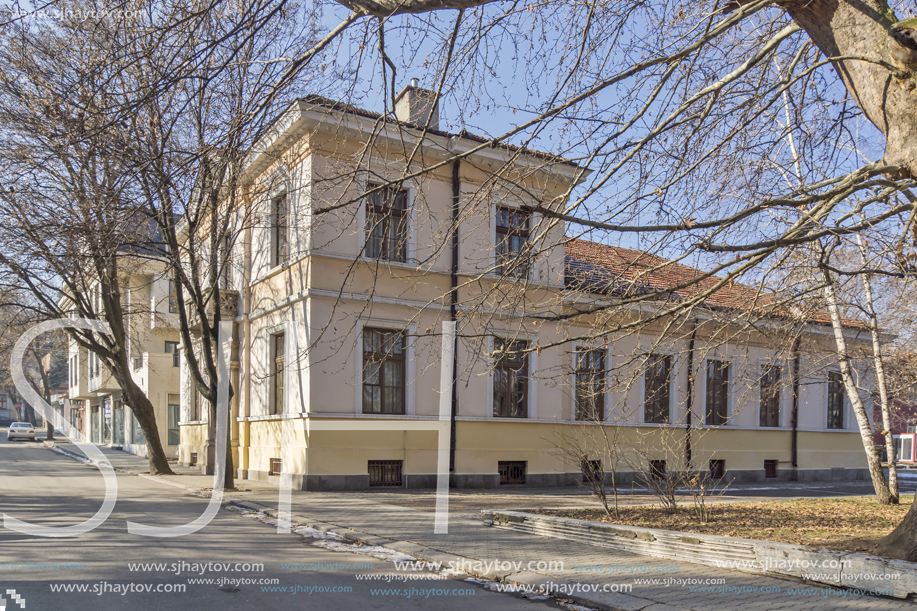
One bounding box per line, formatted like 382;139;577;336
2;0;917;556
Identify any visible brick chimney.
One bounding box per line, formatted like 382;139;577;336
394;79;440;129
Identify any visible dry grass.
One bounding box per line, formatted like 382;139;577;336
539;495;915;554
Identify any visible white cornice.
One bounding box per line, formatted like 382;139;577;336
242;99;589;187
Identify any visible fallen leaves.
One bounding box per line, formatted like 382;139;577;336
539;494;915;554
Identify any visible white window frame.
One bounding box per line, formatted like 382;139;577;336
266;322;290;417
356;175;417;265
638;349;680;426
489;201;540;282
354;318;416;416
264;167;290;274
699;355;736;427
824;368;854;432
756;359;788;429
568;341;613;423
487;332;539;420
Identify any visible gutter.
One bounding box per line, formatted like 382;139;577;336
449;158;460;478
791;335;801;473
685;319;697;469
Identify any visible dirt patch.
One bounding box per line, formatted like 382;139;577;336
537;495;915;554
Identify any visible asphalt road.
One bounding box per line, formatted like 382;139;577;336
0;430;558;611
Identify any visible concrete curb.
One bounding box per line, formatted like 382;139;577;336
228;500;660;611
485;509;917;599
42;441;97;465
41;440;139;473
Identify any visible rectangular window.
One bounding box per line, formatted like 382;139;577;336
132;353;142;370
493;338;528;418
190;369;203;422
495;206;531;278
650;460;666;481
362;328;406;414
131;412;145;445
705;360;729;425
896;437;915;462
644;354;671;424
168;280;178;313
112;404;124;446
221;235;233;289
764;459;778;478
581;459;602;484
759;365;782;427
271;332;285;415
709;459;725;480
368;460;403;487
167;396;180;445
90;406;100;443
364;185;408;262
272;194;288;267
270;458;283;476
827;371;845;429
575;349;605;421
498;460;527;485
165;341;180;368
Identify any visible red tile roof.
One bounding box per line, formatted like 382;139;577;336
564;238;856;327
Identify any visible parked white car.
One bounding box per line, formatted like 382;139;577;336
7;422;35;441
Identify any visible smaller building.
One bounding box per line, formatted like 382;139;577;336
62;257;182;458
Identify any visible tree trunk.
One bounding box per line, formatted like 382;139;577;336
114;371;174;476
209;383;235;490
875;499;917;561
856;234;898;501
821;265;893;504
782;0;917;178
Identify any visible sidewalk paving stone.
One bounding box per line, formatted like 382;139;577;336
40;438;917;610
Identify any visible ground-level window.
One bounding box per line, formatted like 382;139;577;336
705;360;729;425
827;371;845;429
168;395;180;445
575;348;605;421
131;411;146;445
581;459;602;484
368;460;403;487
896;437;915;462
650;460;666;481
759;365;782;427
764;459;778;478
644;354;671;424
90;405;100;443
498;460;527;485
709;459;725;480
112;403;124;446
493;338;528;418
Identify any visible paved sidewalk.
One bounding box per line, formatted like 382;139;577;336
42;438;917;611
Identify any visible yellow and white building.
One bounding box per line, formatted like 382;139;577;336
179;86;873;488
